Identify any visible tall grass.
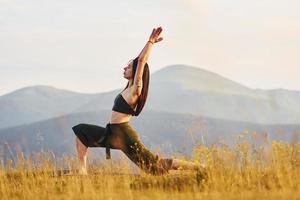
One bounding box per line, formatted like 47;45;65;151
0;139;299;200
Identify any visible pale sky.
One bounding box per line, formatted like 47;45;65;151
0;0;299;96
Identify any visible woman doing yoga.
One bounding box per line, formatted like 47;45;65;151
72;27;203;175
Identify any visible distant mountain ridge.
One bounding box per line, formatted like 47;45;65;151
1;65;300;129
152;65;253;96
0;85;98;129
0;109;298;158
148;65;300;124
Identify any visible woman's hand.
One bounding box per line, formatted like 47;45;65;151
148;27;163;44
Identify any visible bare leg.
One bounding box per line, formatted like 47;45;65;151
76;137;88;175
171;158;205;170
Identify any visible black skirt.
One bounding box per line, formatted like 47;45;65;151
72;121;173;175
72;122;107;148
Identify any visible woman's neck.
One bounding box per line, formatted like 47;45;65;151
128;79;133;87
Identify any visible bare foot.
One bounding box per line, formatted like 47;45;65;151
78;167;88;175
172;159;205;170
195;163;206;170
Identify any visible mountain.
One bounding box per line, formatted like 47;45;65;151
76;65;300;124
147;65;300;124
151;65;254;95
1;65;300;130
0;85;116;129
0;110;299;160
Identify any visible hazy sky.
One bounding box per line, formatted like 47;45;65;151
0;0;299;96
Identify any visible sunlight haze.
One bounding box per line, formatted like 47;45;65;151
0;0;299;95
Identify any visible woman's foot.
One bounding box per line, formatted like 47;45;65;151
78;166;88;175
171;158;205;170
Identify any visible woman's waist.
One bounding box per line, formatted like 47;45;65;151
110;111;132;124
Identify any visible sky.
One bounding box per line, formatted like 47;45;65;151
0;0;299;96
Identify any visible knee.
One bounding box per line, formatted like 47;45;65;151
72;123;85;133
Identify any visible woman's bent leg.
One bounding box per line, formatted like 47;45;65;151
72;123;108;175
76;136;88;175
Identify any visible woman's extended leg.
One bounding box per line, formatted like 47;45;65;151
76;136;88;175
108;123;206;175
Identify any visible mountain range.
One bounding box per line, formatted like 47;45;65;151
1;65;300;130
0;65;299;159
0;109;298;159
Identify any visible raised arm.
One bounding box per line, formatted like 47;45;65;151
133;27;163;95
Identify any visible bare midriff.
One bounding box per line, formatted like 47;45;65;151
109;111;132;124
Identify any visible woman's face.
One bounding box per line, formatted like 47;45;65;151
123;60;133;79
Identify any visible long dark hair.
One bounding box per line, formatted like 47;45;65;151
122;57;150;116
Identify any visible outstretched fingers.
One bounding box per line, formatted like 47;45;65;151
151;28;156;35
156;27;162;35
149;26;163;43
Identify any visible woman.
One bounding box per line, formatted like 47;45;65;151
72;27;203;175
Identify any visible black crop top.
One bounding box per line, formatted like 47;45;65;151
112;93;136;115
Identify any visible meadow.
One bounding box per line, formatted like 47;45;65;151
0;137;299;200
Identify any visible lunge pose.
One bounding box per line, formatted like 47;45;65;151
72;27;203;175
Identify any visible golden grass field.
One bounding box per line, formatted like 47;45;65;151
0;139;299;200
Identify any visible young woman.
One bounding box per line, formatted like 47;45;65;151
72;27;203;175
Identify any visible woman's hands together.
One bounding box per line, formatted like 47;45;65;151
149;27;163;44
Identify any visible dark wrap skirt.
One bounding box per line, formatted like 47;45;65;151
72;121;173;175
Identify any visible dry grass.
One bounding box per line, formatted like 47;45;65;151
0;140;299;200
